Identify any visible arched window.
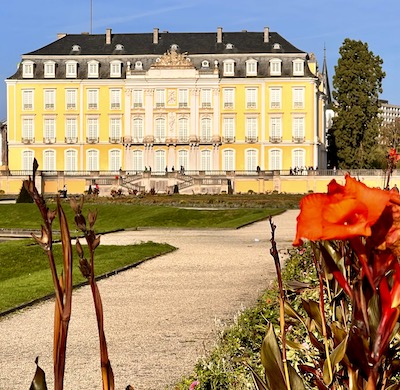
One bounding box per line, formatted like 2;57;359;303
245;149;257;172
200;117;212;142
132;150;143;171
65;149;77;172
87;149;99;171
154;117;166;142
22;150;34;171
132;117;144;141
178;117;189;142
178;149;189;170
223;149;235;171
200;149;212;172
43;150;56;172
109;149;121;172
154;150;166;173
269;149;282;170
292;149;305;169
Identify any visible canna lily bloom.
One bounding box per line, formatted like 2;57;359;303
293;175;392;246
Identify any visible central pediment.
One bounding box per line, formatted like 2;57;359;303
151;50;194;69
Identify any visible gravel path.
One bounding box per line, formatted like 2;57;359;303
0;210;298;390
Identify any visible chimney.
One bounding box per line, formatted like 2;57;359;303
106;28;112;44
57;33;67;40
153;28;159;44
217;27;223;44
263;27;270;43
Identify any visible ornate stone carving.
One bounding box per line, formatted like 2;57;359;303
151;49;194;68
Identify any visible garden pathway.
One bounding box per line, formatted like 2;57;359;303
0;209;298;390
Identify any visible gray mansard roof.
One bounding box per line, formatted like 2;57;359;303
9;29;316;80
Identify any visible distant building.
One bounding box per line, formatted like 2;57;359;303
380;100;400;125
6;27;330;175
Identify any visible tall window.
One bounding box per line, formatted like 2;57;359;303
88;61;99;78
66;61;77;78
178;89;189;108
44;89;56;110
269;149;282;170
270;117;282;142
109;118;121;142
132;117;144;141
133;90;143;108
109;149;121;171
22;150;34;170
245;117;258;142
87;149;99;171
246;88;257;109
154;150;166;172
87;118;99;142
43;118;56;141
155;89;165;108
22;118;34;141
223;88;235;109
201;89;212;108
246;149;257;171
270;88;282;109
246;59;257;76
293;149;305;168
178;150;189;170
155;117;166;142
200;117;212;142
110;61;121;77
43;150;56;171
292;87;305;109
110;89;121;109
22;61;34;78
65;149;77;172
132;150;143;171
223;60;235;76
44;61;55;78
223;149;235;171
178;117;189;142
223;117;235;142
65;118;78;142
22;90;34;110
200;150;212;171
88;89;98;110
292;117;305;142
270;59;282;76
293;59;304;76
66;89;77;110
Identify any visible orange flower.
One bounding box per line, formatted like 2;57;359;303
293;175;392;246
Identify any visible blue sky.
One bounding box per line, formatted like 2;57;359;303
1;0;399;120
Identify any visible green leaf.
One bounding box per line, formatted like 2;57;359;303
288;362;306;390
246;364;269;390
323;336;348;385
29;357;48;390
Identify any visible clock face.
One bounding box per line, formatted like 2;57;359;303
168;90;176;104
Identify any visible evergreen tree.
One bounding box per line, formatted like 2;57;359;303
328;39;385;169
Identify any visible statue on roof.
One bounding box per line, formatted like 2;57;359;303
151;48;194;68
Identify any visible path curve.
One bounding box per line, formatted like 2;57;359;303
0;210;298;390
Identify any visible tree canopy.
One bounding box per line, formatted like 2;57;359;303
328;38;385;169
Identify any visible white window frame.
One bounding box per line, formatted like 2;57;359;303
44;61;56;78
87;149;99;171
132;117;144;142
109;117;122;142
223;117;235;142
87;117;99;143
270;87;282;109
293;149;305;168
66;89;77;110
133;90;144;108
154;150;166;173
246;59;257;76
134;61;143;70
65;149;78;172
223;88;235;109
88;89;99;110
22;117;35;142
22;150;34;170
269;149;282;170
293;87;305;109
110;89;121;110
201;89;212;108
270;116;282;142
22;61;34;78
245;149;258;171
66;61;77;78
292;116;305;142
88;60;99;78
43;117;56;141
43;149;56;171
109;149;121;172
65;117;78;142
154;117;166;142
245;117;258;142
200;117;212;142
110;60;122;78
178;150;189;171
155;89;165;108
178;89;189;108
223;60;235;76
178;117;189;142
293;59;305;76
200;149;212;172
132;150;144;171
22;90;34;110
245;88;258;109
44;89;56;110
222;149;235;171
270;59;282;76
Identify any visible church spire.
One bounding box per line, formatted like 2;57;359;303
322;45;332;104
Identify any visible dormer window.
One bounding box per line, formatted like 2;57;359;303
22;61;34;78
66;60;77;78
270;59;282;76
223;59;235;76
72;45;81;52
293;59;304;76
110;60;122;77
44;61;55;78
88;60;99;78
201;60;210;68
273;43;281;50
246;59;258;76
134;61;143;70
115;44;124;51
226;43;234;50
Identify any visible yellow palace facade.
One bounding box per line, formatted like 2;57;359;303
5;27;330;193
